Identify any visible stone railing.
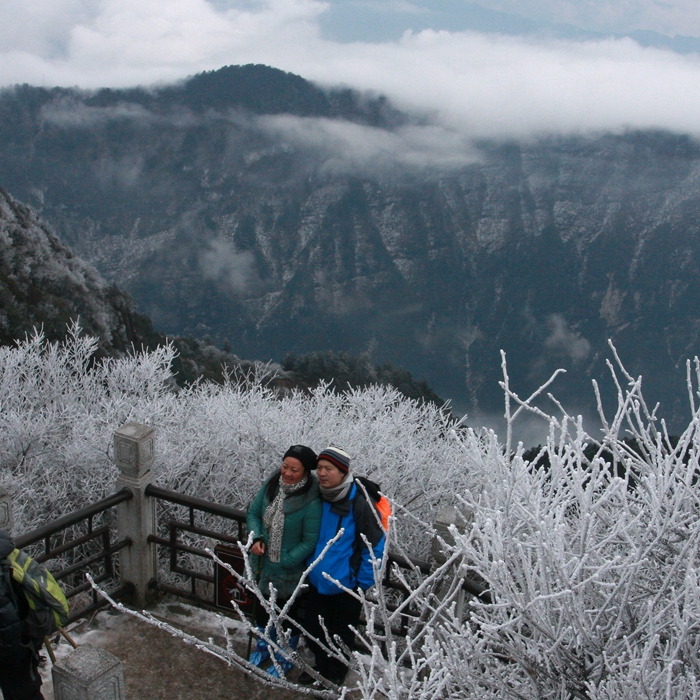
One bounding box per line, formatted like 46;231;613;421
0;422;158;700
2;421;488;699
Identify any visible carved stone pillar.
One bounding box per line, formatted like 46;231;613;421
52;644;126;699
0;488;11;532
114;422;157;607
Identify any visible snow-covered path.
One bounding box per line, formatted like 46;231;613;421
39;601;307;700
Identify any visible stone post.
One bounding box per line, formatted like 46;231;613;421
0;488;12;532
52;644;126;699
114;422;157;608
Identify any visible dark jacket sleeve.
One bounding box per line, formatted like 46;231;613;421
352;493;386;590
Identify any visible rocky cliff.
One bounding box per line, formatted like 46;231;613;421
0;186;275;387
1;65;699;425
0;186;157;353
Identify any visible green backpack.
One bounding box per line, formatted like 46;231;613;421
7;546;69;640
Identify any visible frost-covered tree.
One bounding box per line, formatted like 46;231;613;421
0;325;478;539
4;328;700;698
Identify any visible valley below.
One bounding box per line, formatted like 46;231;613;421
1;65;699;430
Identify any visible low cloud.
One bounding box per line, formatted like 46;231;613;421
199;238;262;297
41;99;155;127
256;115;481;174
3;1;700;142
40;99;206;130
40;97;482;176
307;29;700;139
545;313;591;362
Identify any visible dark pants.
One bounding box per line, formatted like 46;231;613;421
304;585;362;683
0;645;43;700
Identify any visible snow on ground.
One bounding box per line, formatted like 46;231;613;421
38;600;310;699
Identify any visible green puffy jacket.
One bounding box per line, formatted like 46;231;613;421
246;474;321;600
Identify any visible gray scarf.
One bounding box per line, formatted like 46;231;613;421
319;473;354;503
263;475;308;563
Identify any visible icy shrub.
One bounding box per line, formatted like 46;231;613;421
0;325;481;543
5;327;700;698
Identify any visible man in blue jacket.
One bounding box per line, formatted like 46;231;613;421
299;446;386;687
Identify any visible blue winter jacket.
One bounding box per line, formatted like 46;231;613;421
308;483;386;595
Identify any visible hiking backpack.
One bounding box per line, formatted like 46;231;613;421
0;556;23;660
355;476;392;531
8;547;69;641
0;530;69;651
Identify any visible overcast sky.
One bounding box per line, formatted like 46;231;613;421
3;0;700;139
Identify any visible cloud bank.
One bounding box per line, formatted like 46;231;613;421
3;0;700;141
257;115;481;174
478;0;700;37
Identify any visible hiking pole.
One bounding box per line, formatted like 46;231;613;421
43;636;56;664
58;627;78;649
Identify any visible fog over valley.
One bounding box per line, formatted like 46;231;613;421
2;1;700;435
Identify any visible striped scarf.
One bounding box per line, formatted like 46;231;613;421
263;475;308;563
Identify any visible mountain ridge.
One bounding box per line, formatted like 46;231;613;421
0;185;445;406
0;185;273;386
0;185;153;353
1;65;699;427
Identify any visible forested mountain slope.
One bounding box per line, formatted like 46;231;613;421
0;187;265;384
1;64;699;425
0;186;156;353
0;187;444;404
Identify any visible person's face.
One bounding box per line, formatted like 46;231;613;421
281;457;306;485
316;459;345;488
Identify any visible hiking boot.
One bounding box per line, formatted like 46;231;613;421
267;652;294;678
248;637;271;667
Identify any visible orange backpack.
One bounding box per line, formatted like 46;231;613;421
356;476;391;531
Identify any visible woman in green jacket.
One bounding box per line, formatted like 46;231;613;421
246;444;321;677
